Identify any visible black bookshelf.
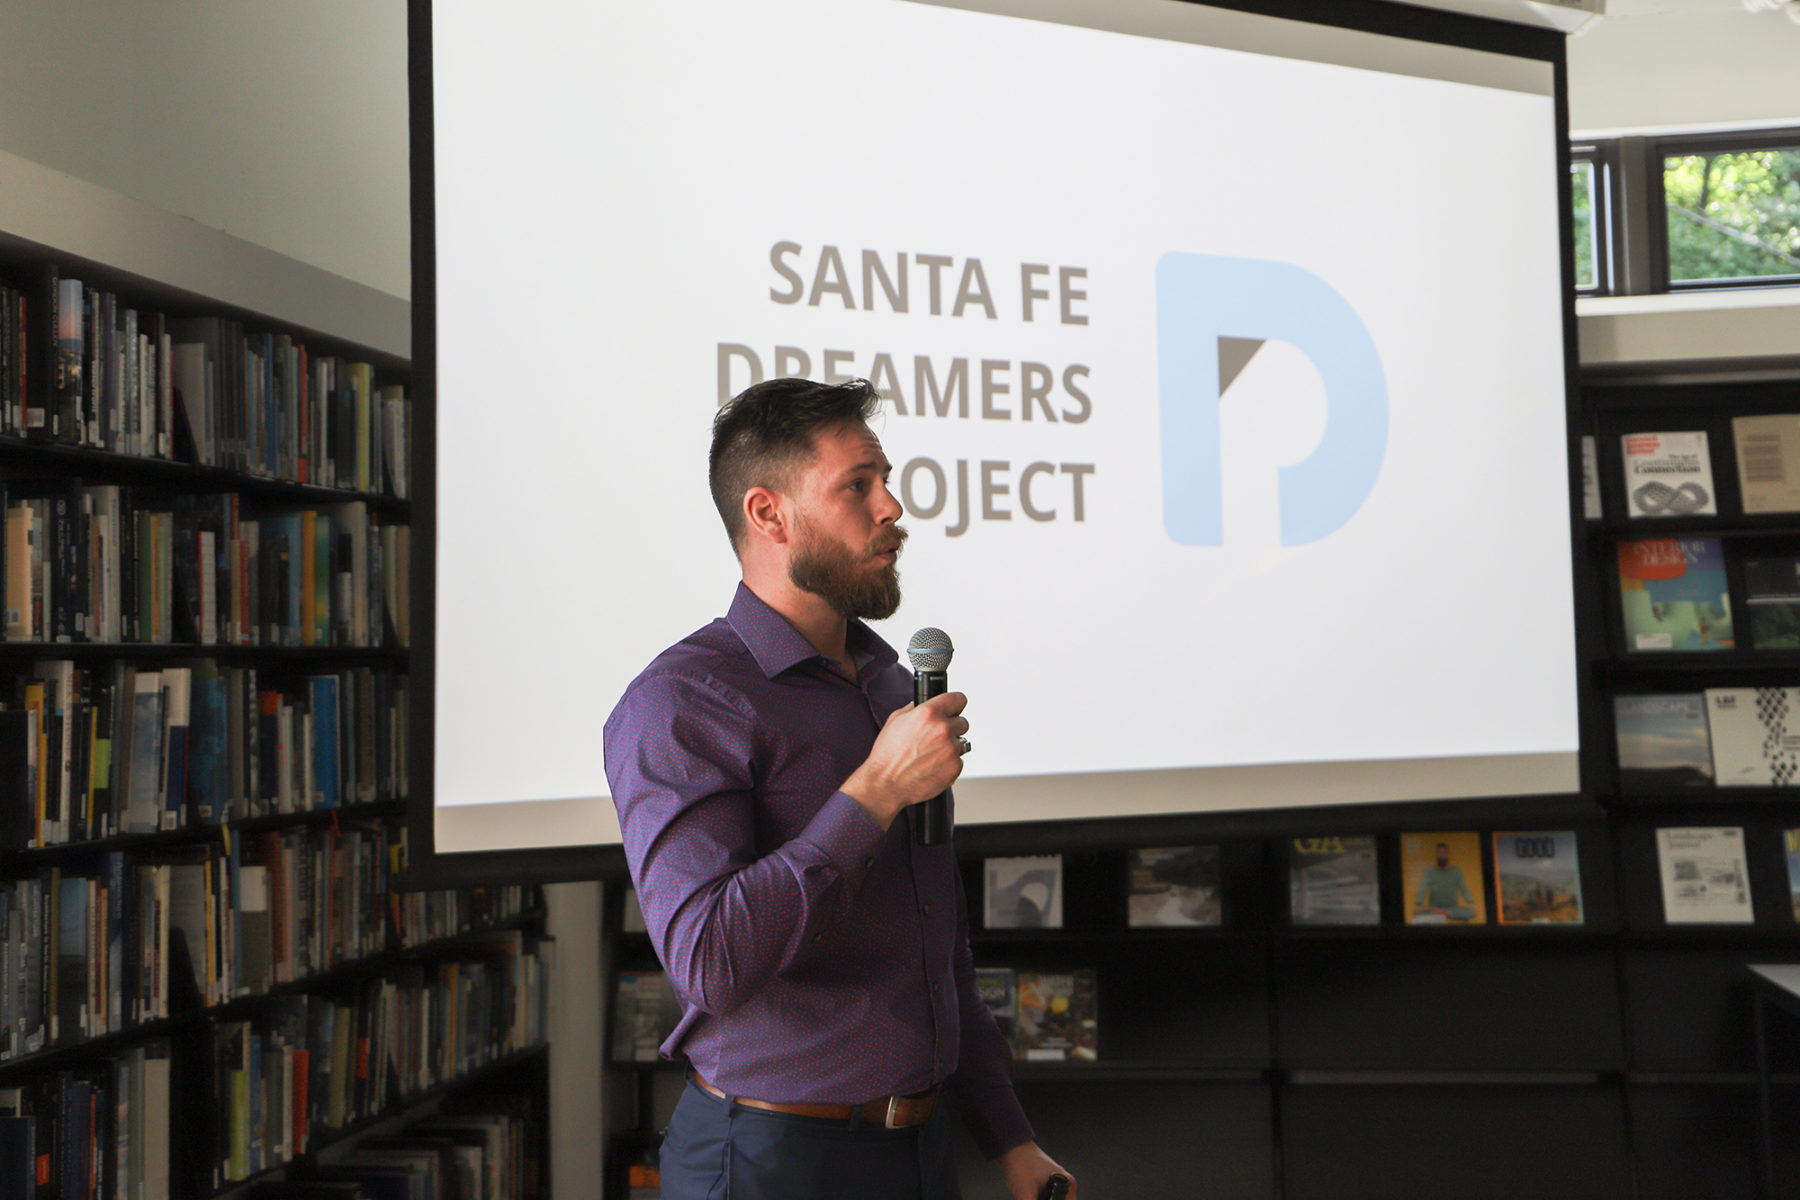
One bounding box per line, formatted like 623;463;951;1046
0;233;550;1200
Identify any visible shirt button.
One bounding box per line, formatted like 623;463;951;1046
812;933;824;943
921;904;932;917
862;856;874;868
931;982;942;997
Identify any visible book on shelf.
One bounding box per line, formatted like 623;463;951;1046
1015;969;1097;1063
1743;556;1800;650
611;970;680;1063
1656;826;1754;924
1732;413;1800;515
53;272;83;444
619;887;647;935
1;818;476;1027
0;485;406;651
200;942;551;1190
1622;430;1717;518
1287;835;1381;926
1401;832;1486;926
627;1161;663;1200
1704;687;1800;787
1613;693;1714;791
53;873;88;1043
2;496;32;642
3;656;410;846
0;283;24;438
974;966;1017;1046
163;317;410;495
0;709;31;848
1786;830;1800;923
1126;845;1221;927
1492;831;1584;925
0;1038;171;1200
984;856;1063;929
1617;537;1734;652
322;1141;454;1199
412;1112;530;1200
1581;434;1602;520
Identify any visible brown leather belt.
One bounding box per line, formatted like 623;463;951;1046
694;1071;942;1129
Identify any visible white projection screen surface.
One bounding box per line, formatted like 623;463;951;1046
424;0;1579;858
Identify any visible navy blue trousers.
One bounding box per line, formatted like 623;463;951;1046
660;1079;963;1200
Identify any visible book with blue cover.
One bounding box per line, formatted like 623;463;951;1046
187;662;228;824
309;676;340;810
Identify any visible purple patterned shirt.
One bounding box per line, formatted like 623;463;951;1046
603;582;1031;1159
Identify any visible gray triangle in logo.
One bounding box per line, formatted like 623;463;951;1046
1218;337;1266;397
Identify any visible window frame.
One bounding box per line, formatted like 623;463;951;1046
1645;126;1800;293
1569;140;1618;296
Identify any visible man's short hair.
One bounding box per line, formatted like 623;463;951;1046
709;377;882;553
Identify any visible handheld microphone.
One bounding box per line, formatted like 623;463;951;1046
906;627;954;846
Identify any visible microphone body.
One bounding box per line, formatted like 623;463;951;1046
906;627;955;847
912;665;950;846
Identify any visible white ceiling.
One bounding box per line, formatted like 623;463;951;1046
1602;0;1741;15
1398;0;1750;28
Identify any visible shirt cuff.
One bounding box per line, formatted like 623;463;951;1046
796;790;887;887
949;1078;1035;1161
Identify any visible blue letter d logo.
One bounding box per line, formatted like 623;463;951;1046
1156;253;1388;546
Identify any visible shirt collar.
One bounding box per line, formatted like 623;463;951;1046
727;581;899;680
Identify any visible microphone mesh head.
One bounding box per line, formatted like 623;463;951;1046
907;627;954;671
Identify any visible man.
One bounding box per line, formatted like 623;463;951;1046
1413;841;1477;922
604;378;1074;1199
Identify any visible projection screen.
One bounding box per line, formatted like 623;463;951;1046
417;0;1580;867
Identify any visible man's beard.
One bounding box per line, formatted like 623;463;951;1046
789;521;907;621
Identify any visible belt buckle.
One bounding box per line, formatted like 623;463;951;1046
884;1095;904;1130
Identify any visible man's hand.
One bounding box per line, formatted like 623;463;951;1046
996;1141;1075;1200
841;692;969;830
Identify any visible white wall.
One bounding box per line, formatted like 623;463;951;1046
1566;0;1800;135
0;0;411;299
0;3;601;1194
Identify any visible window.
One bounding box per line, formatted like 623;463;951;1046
1659;139;1800;287
1570;146;1608;293
1564;127;1800;296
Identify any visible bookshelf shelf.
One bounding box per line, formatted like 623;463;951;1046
1013;1063;1266;1084
0;646;411;668
0;434;410;514
0;1015;191;1077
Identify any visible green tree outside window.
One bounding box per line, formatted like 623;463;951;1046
1571;160;1597;290
1664;149;1800;283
